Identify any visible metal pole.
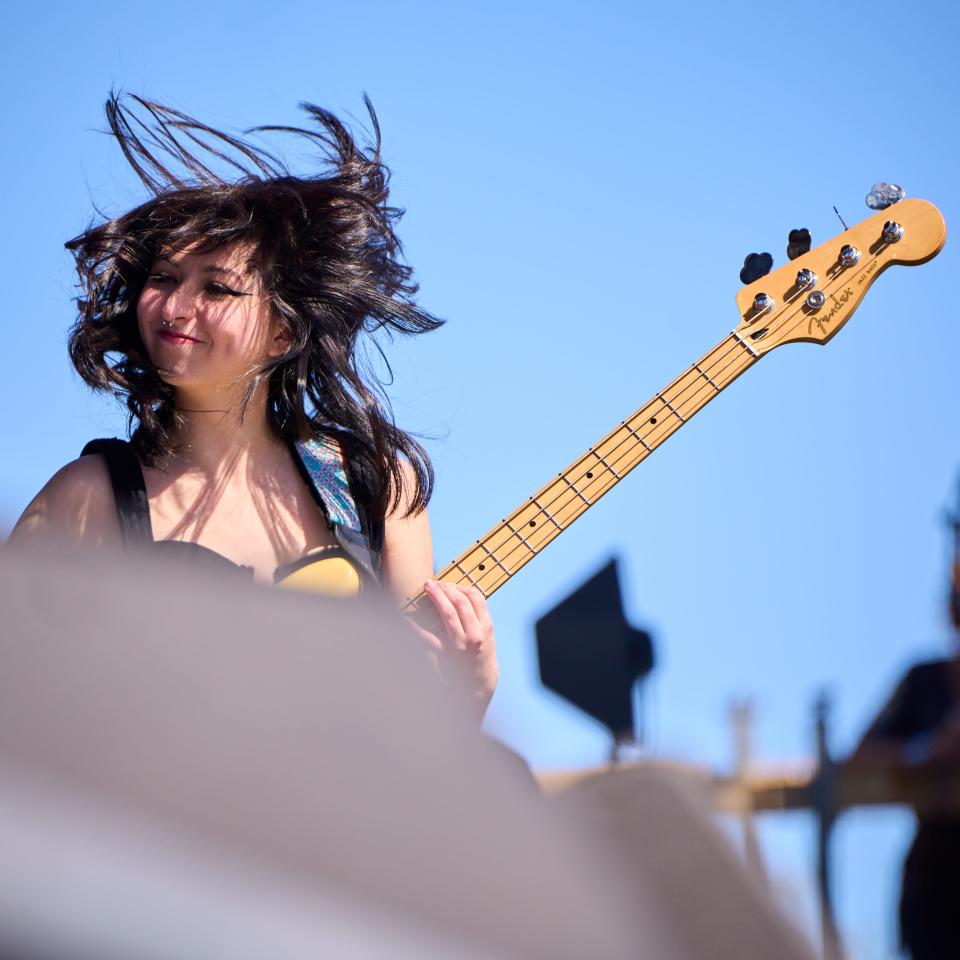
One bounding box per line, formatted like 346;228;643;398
814;692;843;960
730;699;767;884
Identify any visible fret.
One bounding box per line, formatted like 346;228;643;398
454;561;480;588
693;362;720;392
478;541;512;577
591;449;621;479
560;474;591;506
504;519;537;555
731;329;759;358
657;393;686;422
621;419;653;452
532;497;564;531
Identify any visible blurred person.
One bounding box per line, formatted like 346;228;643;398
8;94;497;713
850;522;960;959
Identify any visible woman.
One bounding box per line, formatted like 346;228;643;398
9;94;497;712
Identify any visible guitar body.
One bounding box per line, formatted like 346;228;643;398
276;554;364;597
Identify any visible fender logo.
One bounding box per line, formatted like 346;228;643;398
808;287;853;337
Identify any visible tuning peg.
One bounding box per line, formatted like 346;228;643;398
866;181;905;210
787;228;811;261
838;244;861;267
740;252;773;285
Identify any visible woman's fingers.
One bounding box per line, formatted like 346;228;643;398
424;579;479;649
422;580;495;658
464;586;493;631
422;580;460;641
418;579;499;716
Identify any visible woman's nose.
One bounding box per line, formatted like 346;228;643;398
160;283;196;323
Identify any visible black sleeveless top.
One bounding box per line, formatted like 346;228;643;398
81;437;383;590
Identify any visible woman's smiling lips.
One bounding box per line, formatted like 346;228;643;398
157;329;202;345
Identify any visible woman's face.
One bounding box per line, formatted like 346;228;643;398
137;243;286;395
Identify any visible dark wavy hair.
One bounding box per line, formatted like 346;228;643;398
66;93;442;521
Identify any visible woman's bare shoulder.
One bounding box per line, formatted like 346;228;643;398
8;454;120;546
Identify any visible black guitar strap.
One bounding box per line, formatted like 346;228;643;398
80;439;153;547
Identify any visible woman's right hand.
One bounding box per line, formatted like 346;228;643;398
406;580;499;717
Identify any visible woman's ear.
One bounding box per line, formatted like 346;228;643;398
267;321;292;358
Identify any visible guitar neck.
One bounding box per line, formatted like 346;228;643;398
404;329;761;610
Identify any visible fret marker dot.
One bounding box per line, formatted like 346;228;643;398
586;472;593;479
479;563;486;571
650;417;657;424
529;520;536;527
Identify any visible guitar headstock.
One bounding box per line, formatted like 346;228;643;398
733;198;946;355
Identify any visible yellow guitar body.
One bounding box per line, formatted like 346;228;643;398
275;553;363;597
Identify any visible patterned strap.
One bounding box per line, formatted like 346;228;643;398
293;437;363;534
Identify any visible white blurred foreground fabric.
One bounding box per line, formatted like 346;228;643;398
0;546;813;959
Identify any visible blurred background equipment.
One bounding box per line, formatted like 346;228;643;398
536;558;654;755
947;475;960;631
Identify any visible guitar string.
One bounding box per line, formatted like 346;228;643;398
426;339;750;593
441;294;803;593
403;337;751;608
422;251;876;604
408;241;890;607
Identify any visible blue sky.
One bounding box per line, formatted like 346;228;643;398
3;1;959;954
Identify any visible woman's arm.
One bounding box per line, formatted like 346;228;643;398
8;456;119;547
379;476;435;606
381;463;499;715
